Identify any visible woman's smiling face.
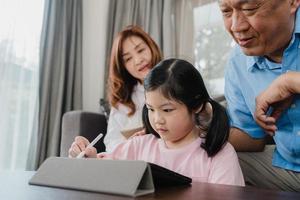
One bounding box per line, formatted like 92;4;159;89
122;36;153;82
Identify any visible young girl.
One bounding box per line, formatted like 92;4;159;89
104;25;162;152
69;59;244;186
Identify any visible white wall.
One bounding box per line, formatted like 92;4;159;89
82;0;109;112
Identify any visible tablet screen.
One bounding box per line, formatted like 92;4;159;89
149;162;192;187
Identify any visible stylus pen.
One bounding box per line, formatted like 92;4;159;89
76;133;104;158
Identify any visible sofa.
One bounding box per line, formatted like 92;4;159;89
60;110;107;157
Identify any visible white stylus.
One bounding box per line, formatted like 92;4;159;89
76;133;103;158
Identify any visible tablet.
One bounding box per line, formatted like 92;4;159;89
149;162;192;187
29;158;191;197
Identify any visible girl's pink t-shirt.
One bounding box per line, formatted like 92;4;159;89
101;134;245;186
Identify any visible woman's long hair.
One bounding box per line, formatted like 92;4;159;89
143;58;229;157
108;25;162;116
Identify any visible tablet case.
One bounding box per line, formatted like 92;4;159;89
29;157;191;197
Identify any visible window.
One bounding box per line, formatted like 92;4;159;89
0;0;44;170
193;0;234;97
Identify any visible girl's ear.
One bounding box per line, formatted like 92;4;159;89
195;102;213;118
195;103;204;114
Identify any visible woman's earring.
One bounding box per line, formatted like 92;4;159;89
199;132;206;138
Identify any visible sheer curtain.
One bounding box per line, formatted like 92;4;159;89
0;0;44;170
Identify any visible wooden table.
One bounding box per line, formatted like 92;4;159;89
1;171;300;200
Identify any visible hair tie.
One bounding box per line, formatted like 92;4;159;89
207;97;213;103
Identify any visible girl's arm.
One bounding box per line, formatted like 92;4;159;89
98;136;141;160
208;143;245;186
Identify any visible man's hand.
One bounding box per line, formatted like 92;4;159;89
255;72;298;135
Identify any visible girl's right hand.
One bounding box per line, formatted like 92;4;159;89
68;136;97;158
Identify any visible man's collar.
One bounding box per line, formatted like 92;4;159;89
246;56;282;71
295;8;300;34
246;56;263;71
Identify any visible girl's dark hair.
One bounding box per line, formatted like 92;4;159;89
143;58;229;157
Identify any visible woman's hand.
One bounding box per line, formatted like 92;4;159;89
68;136;97;158
129;128;146;139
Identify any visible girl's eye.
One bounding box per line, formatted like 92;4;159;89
163;109;174;113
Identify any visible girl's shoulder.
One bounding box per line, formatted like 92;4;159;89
212;142;237;160
223;142;235;152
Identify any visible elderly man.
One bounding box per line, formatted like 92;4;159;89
219;0;300;191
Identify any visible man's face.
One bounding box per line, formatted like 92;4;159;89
219;0;299;62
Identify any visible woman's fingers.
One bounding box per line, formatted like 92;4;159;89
129;129;146;139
